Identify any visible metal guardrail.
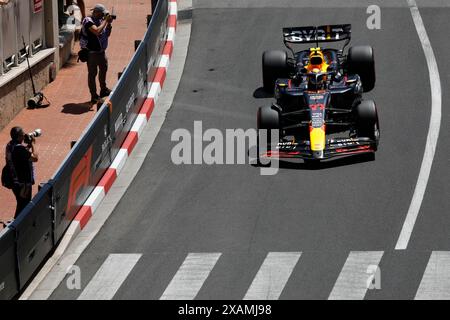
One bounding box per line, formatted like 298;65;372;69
0;0;169;300
0;0;44;75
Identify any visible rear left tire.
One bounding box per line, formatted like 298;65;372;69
347;46;376;93
262;50;288;93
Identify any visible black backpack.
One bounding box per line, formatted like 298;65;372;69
1;143;19;189
77;48;89;63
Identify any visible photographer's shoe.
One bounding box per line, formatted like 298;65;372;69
100;88;111;98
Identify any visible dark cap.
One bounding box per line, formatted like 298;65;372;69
91;4;106;13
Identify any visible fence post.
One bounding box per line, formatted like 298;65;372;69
151;0;158;15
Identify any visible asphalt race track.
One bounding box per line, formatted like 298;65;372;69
48;0;450;300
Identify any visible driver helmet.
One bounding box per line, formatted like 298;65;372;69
307;48;328;73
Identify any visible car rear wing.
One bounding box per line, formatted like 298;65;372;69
283;24;352;44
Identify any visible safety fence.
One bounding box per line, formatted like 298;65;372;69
0;0;169;299
0;0;45;75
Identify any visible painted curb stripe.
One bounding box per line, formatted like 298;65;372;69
168;15;177;29
110;149;128;174
159;55;170;69
163;41;174;57
122;132;139;155
153;67;167;86
74;206;92;229
139;98;155;120
167;27;176;42
148;82;162;99
98;168;117;194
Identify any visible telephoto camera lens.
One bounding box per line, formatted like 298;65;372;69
27;92;44;108
24;129;42;144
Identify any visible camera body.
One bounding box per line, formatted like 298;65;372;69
105;12;116;20
105;9;117;20
24;129;42;144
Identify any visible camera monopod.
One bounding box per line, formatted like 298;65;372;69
23;36;50;108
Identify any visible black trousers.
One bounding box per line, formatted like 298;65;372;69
12;184;32;219
87;51;108;97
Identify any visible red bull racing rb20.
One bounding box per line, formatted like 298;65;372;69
257;24;380;163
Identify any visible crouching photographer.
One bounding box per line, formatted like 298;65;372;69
2;127;39;219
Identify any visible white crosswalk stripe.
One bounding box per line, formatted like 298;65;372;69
415;251;450;300
160;252;221;300
244;252;301;300
77;254;142;300
328;251;384;300
72;251;450;300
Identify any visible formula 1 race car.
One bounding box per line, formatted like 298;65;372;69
257;24;379;162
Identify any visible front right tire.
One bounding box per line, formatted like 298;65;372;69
355;100;380;148
257;105;280;164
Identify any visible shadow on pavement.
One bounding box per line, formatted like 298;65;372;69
250;153;376;171
278;153;376;170
253;87;273;99
61;102;93;114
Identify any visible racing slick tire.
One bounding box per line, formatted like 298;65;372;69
347;46;376;93
257;105;280;130
262;50;288;93
257;105;280;165
356;100;380;148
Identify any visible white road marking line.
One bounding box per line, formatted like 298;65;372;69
243;252;301;300
77;254;141;300
415;251;450;300
160;253;221;300
328;251;384;300
395;0;442;250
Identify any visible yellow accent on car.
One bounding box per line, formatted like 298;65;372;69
305;48;329;73
310;127;326;151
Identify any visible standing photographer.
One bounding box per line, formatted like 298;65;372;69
80;4;113;104
5;127;38;219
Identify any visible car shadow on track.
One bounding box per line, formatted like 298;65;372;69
250;153;375;171
278;153;376;170
253;87;273;99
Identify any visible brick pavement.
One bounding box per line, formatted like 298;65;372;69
0;0;152;227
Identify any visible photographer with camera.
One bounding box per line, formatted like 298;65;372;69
4;127;39;219
80;4;114;105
